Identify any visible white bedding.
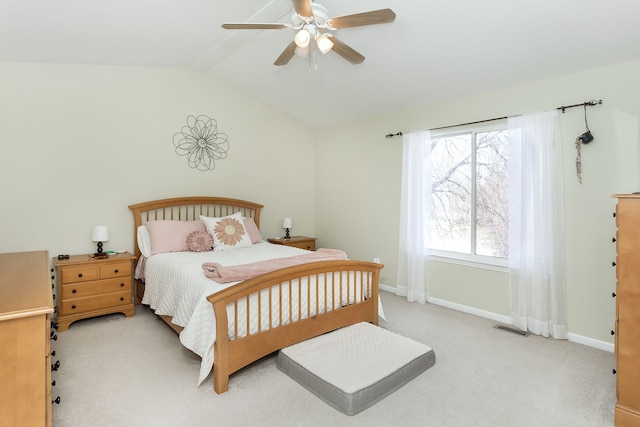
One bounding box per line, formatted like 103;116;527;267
142;242;385;386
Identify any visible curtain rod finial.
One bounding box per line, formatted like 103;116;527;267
386;131;403;138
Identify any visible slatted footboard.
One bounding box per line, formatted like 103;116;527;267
207;259;382;394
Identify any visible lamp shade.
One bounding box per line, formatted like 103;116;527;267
294;28;311;48
92;225;109;242
316;33;334;54
282;218;292;229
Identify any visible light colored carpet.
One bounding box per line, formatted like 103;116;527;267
52;292;616;426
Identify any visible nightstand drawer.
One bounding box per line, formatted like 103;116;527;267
267;236;317;251
287;241;315;251
61;277;132;299
60;265;99;284
99;261;132;279
60;290;132;315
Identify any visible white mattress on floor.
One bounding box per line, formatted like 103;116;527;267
277;322;436;415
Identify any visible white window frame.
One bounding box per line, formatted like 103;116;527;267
428;120;509;270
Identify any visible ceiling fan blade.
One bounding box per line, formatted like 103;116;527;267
274;41;297;66
293;0;313;18
222;23;290;30
329;36;365;65
329;8;396;29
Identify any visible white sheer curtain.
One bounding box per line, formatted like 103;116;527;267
396;130;431;303
508;110;568;339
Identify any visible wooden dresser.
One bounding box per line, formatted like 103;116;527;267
0;250;54;427
613;194;640;426
53;252;135;331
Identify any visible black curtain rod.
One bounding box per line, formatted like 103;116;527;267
385;99;603;138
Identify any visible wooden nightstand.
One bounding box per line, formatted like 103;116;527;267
53;252;136;331
268;236;317;251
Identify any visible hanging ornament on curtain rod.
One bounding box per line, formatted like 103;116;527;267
575;102;596;184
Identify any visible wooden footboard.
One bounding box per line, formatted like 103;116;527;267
207;259;383;394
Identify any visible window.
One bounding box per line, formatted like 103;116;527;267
428;122;509;263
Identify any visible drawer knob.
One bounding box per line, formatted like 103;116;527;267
114;269;119;273
78;273;83;278
71;304;76;309
72;289;77;294
120;297;124;301
120;282;125;287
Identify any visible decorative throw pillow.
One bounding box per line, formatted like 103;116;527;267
146;220;207;255
200;212;253;251
186;230;214;252
243;217;263;244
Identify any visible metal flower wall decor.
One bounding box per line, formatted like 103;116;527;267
173;115;229;171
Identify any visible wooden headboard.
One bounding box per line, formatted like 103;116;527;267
128;196;264;260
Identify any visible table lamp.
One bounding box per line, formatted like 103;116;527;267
92;225;109;259
282;218;292;239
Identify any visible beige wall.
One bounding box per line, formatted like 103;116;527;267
316;58;640;347
0;63;317;257
2;58;638;348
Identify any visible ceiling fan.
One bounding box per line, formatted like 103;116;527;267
221;0;396;66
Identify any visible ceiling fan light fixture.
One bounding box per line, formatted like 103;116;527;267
316;33;334;54
294;27;312;48
222;1;396;67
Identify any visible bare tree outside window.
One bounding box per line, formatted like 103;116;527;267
428;127;509;259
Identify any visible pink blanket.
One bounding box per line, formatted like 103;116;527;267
202;248;348;283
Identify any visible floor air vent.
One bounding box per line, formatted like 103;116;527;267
493;324;530;336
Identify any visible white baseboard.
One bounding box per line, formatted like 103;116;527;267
381;284;614;353
567;332;614;353
426;296;512;325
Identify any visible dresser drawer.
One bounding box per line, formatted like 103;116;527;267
61;277;132;299
99;261;132;279
60;265;99;284
60;290;132;315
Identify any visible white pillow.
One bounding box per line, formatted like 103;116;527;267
200;212;253;251
137;225;152;258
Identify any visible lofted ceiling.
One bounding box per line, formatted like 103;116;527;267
2;0;640;128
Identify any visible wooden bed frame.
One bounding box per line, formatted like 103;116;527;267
128;196;383;393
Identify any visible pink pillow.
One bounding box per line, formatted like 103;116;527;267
186;231;213;252
243;218;262;244
146;220;206;255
